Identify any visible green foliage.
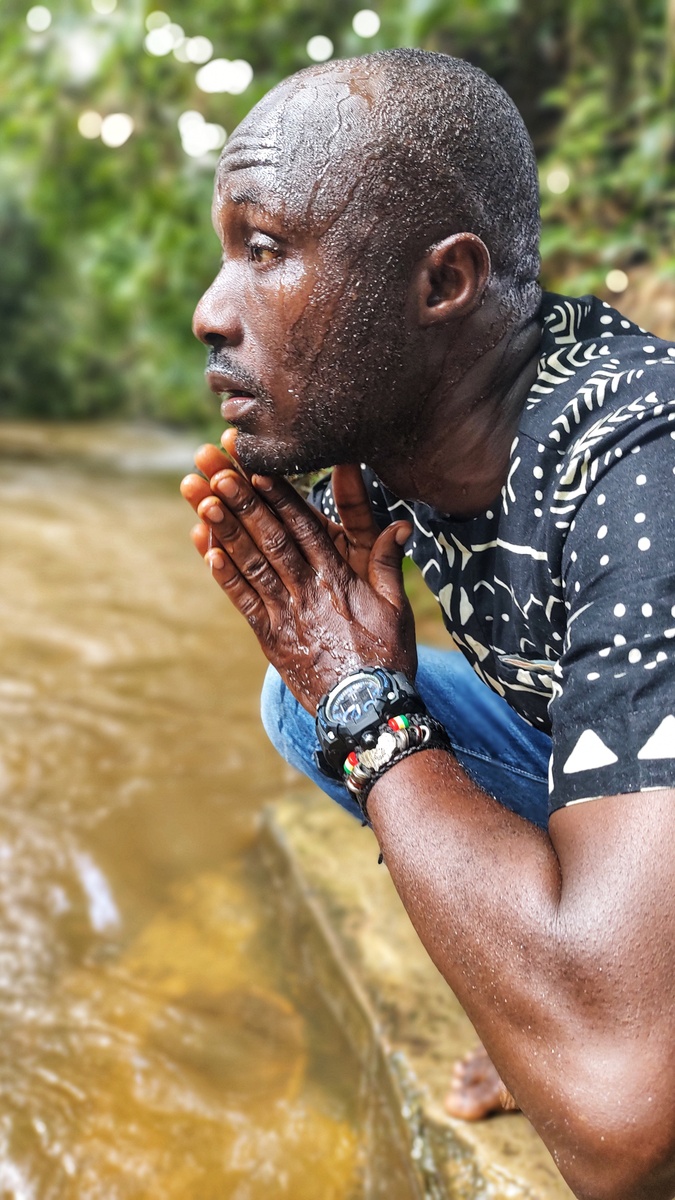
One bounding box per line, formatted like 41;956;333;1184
537;0;675;293
1;0;672;422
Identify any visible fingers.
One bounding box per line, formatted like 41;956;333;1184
331;464;380;548
193;442;238;481
248;472;343;574
367;522;412;608
190;522;269;634
180;472;213;509
208;470;314;590
190;520;210;556
220;427;239;462
183;463;318;594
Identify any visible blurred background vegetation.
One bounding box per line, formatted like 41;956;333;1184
1;0;674;425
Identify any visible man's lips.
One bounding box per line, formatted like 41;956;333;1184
206;370;255;398
205;371;259;422
220;393;258;423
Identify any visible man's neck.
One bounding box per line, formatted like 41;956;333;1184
370;314;543;518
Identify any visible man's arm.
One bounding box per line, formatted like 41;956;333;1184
180;457;675;1200
367;750;675;1200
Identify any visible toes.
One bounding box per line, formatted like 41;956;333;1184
445;1073;495;1121
445;1045;515;1122
451;1046;492;1087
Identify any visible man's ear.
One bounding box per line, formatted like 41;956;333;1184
413;233;491;327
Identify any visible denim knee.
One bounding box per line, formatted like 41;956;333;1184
259;663;286;754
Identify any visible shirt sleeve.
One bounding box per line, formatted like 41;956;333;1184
548;419;675;813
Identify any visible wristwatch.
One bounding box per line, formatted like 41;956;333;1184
315;666;423;778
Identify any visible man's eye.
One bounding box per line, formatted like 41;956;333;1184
248;242;280;264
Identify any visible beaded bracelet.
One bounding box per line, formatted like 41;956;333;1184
342;711;452;823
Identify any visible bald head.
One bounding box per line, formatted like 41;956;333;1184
219;49;541;321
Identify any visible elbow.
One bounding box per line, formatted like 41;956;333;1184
562;1156;675;1200
552;1091;675;1200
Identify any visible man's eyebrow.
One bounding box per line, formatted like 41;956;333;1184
229;187;267;207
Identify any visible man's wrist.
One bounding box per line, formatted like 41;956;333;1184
343;711;453;823
314;666;452;823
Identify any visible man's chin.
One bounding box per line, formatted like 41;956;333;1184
234;431;336;478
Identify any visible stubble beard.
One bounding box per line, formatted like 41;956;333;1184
234;361;412;479
234;398;365;477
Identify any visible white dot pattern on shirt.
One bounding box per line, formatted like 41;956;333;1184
357;298;675;813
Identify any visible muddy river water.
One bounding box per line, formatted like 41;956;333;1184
0;424;363;1198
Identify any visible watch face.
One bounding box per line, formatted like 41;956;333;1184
326;672;385;725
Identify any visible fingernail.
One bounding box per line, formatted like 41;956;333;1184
201;502;224;522
253;474;273;492
395;526;410;545
206;548;226;570
216;474;238;498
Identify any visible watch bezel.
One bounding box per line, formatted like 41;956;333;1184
324;670;387;723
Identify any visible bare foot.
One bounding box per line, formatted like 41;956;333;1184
445;1044;520;1120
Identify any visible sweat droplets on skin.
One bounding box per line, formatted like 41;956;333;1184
207;440;249;573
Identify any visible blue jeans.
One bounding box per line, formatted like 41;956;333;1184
260;646;552;829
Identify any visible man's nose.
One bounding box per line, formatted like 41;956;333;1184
192;275;243;347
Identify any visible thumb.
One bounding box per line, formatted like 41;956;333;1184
367;522;412;607
332;463;380;548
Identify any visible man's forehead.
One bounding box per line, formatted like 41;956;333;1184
215;74;374;220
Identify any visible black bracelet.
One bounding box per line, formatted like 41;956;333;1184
344;714;452;824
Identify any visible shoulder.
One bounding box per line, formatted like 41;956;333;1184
522;293;675;455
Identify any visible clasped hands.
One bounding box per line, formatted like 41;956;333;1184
180;430;416;714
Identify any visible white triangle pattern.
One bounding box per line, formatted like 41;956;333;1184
562;729;618;774
637;716;675;760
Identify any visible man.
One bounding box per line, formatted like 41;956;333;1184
180;49;675;1200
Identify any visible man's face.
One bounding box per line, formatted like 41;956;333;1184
192;73;420;476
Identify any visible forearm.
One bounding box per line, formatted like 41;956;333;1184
367;750;675;1200
368;748;564;1091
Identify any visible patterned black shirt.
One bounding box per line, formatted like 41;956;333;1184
314;293;675;814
